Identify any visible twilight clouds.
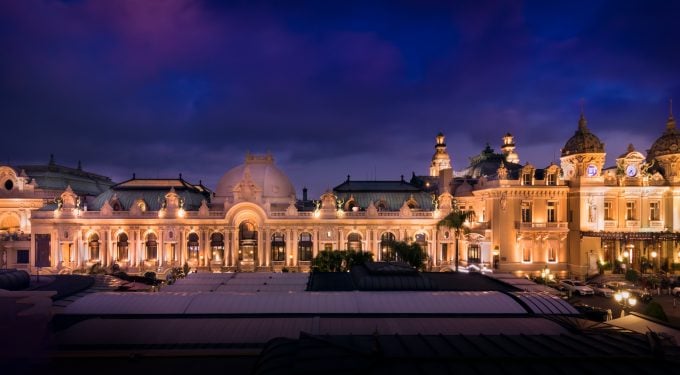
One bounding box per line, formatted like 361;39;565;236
2;0;679;197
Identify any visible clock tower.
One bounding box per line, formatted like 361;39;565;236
560;110;606;184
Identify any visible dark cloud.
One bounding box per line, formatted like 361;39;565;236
1;0;679;198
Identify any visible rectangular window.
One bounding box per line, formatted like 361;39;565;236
324;243;333;251
626;201;636;220
521;202;532;223
650;201;660;221
17;250;29;264
547;201;557;223
604;201;613;220
547;173;556;186
522;247;531;263
442;243;448;262
522;173;532;185
548;247;556;263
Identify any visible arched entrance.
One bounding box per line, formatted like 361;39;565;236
239;221;258;264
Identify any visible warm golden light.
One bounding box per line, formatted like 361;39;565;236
651;251;657;258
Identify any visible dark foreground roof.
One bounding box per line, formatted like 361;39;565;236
308;264;520;292
253;331;680;375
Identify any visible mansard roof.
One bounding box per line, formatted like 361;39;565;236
17;161;114;196
333;177;421;192
91;176;211;211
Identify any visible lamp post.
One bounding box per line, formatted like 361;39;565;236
540;265;552;286
651;250;658;273
614;290;637;317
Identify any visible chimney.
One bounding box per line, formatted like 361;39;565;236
302;187;308;201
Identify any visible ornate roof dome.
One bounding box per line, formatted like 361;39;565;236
561;113;605;157
214;153;296;204
647;111;680;161
462;144;521;178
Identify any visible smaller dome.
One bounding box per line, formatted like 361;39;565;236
561;113;605;156
647;114;680;161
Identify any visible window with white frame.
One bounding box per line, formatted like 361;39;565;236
547;173;557;186
626;201;636;220
522;173;532;185
521;202;532;223
604;201;613;220
547;201;557;223
649;201;660;221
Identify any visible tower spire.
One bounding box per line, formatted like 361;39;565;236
578;99;588;131
667;98;676;131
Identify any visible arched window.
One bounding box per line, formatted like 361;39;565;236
380;232;396;261
88;233;100;260
467;244;480;264
210;233;224;262
187;233;199;259
347;233;362;251
415;233;427;251
271;232;286;261
117;233;128;261
298;232;313;261
145;233;158;260
376;201;387;211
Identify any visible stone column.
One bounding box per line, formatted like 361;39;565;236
292;228;298;266
313;228;319;258
262;227;268;267
158;229;164;267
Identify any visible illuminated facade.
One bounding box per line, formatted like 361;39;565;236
2;109;680;278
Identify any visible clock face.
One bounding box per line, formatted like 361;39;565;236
586;164;598;177
626;165;637;177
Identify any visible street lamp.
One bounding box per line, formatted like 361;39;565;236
540;266;553;285
651;250;658;273
613;290;637;317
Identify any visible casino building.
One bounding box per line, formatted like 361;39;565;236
1;109;680;278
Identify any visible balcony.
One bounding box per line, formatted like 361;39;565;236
625;220;640;228
516;222;568;230
649;220;664;229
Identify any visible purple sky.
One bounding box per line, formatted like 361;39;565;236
2;0;679;198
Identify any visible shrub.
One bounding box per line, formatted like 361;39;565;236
311;249;373;272
625;269;639;283
643;301;668;322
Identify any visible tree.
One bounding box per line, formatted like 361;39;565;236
437;207;474;272
391;240;428;270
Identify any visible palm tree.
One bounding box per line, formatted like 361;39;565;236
437;207;474;272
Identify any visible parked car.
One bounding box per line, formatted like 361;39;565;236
604;281;633;291
560;279;594;296
586;283;615;297
573;303;610;322
626;288;653;303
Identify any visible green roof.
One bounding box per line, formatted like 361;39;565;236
17;163;114;196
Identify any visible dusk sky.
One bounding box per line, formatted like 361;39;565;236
2;0;679;198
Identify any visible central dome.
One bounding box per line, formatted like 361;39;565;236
214;153;296;204
561;113;605;156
